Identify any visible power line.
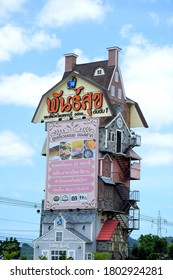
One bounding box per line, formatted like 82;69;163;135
0;196;173;230
0;229;38;232
0;196;41;209
141;214;173;227
0;235;36;244
0;218;39;225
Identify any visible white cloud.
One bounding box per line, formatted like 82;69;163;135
37;0;109;27
142;131;173;148
26;30;61;51
0;130;35;166
0;0;26;18
120;29;173;166
138;131;173;166
143;150;173;166
119;24;133;38
121;31;173;128
0;48;92;107
0;24;61;61
0;72;61;107
148;12;160;26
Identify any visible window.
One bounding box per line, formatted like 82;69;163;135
108;131;115;141
51;250;66;260
97;69;102;75
94;67;105;76
115;71;119;82
111;85;115;96
56;231;63;241
86;253;93;260
118;88;122;99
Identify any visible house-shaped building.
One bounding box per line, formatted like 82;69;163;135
32;46;148;260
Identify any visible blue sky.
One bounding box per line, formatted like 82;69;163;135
0;0;173;242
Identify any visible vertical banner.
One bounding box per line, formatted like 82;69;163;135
45;118;99;210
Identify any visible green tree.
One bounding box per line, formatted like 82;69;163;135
131;234;168;260
0;237;21;260
21;255;27;260
92;252;111;260
168;244;173;259
20;243;33;260
39;255;48;260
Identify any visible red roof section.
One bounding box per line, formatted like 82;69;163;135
97;219;120;241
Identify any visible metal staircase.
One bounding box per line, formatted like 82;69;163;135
115;156;130;182
114;185;140;233
116;156;128;173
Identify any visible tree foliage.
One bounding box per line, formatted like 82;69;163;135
168;243;173;259
0;237;21;260
20;243;33;260
93;251;111;260
130;234;173;260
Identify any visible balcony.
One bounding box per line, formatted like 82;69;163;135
130;162;140;180
114;208;140;233
128;208;140;230
111;162;140;183
129;190;140;202
130;134;141;147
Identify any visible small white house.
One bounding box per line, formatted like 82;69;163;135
34;210;97;260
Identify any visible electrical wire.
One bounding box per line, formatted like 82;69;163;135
0;218;39;225
0;196;172;240
0;196;41;209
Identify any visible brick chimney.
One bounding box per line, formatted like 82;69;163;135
64;53;78;72
107;46;122;67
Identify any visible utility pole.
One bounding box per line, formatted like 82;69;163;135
157;210;161;237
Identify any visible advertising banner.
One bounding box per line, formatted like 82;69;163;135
32;76;113;123
45;118;99;210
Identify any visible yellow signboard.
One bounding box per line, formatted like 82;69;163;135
32;75;113;123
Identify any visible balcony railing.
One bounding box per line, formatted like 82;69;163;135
128;208;140;230
130;134;141;147
129;190;140;202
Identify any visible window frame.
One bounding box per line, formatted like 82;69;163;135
55;231;63;242
94;67;105;76
118;88;122;99
111;85;115;97
108;131;115;142
51;250;66;260
115;71;119;82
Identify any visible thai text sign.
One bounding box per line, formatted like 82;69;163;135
43;77;111;122
45;118;99;210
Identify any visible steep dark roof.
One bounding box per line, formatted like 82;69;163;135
63;60;115;89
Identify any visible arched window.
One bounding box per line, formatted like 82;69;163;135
94;67;105;76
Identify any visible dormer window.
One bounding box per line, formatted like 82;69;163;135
94;67;105;76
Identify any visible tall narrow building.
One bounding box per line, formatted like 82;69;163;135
32;46;148;260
